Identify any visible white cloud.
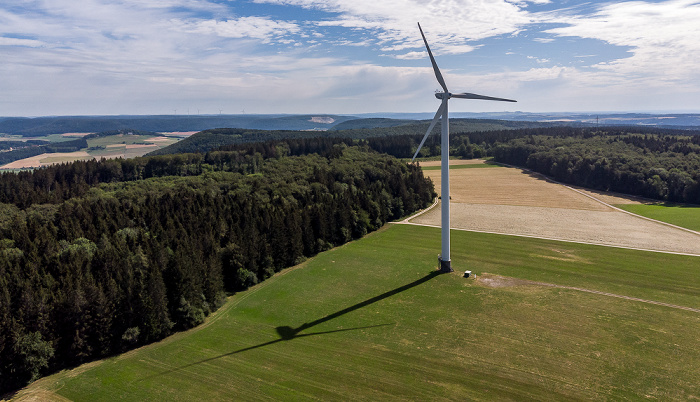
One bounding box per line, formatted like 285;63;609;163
533;37;554;43
256;0;533;54
393;51;426;60
0;37;44;47
177;16;300;43
527;55;549;63
543;0;700;82
1;0;699;115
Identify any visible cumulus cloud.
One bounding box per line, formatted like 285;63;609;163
256;0;533;53
177;16;300;43
543;0;700;82
1;0;699;115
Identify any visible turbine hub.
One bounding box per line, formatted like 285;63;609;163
435;92;450;100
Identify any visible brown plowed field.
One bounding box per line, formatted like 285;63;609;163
412;160;700;255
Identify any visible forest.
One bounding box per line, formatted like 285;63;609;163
148;119;556;156
338;126;700;204
160;125;700;205
490;131;700;203
0;140;434;394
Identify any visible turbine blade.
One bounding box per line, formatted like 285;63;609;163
412;103;445;162
418;22;448;93
451;92;517;102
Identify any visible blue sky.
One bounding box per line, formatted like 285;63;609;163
1;0;699;116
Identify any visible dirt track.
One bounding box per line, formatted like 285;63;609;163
411;160;700;255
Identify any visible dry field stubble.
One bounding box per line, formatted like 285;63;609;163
413;160;700;255
0;151;92;169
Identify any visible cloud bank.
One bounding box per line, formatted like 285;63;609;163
0;0;698;115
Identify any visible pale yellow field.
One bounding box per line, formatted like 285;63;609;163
158;131;198;137
417;159;486;167
0;151;92;169
125;143;159;149
412;160;700;255
144;136;172;142
59;133;92;137
1;135;179;170
423;163;612;210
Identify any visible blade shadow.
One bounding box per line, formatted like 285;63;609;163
140;270;441;381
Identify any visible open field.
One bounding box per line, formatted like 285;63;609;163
0;134;181;169
617;203;700;232
0;151;92;169
418;159;490;167
415;160;700;255
12;224;699;400
420;163;499;171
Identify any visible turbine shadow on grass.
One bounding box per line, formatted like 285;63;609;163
142;270;441;380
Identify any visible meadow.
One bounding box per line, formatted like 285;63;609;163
17;224;699;401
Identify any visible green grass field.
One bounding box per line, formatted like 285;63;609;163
617;203;700;232
19;225;700;401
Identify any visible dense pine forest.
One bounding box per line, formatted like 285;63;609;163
0;140;434;394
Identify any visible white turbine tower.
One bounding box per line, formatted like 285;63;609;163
412;23;516;273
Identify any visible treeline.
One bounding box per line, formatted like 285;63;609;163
0;140;49;151
492;133;700;203
358;126;700;203
0;137;369;208
357;126;700;161
149;119;558;156
0;144;434;394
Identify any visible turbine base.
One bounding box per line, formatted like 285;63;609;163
438;256;453;273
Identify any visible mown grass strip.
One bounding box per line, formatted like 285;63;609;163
25;225;700;401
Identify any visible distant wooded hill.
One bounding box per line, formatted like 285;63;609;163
0;115;357;136
3;113;700;136
148;119;558;156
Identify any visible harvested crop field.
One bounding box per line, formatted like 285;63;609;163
0;151;92;169
411;160;700;255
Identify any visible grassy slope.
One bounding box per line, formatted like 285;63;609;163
20;225;700;401
617;203;700;232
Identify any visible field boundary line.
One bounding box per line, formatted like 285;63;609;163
492;161;700;237
549;284;700;313
399;219;700;257
481;274;700;313
524;279;700;313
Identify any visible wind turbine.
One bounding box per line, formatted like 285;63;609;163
412;22;516;273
